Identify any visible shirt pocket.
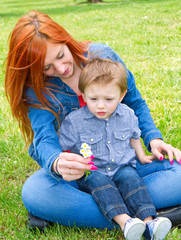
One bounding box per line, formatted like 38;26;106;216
80;133;103;156
113;130;131;153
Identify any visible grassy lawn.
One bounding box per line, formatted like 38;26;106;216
0;0;181;239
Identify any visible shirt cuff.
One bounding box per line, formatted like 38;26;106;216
143;130;163;152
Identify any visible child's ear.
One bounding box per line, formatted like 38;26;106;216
82;93;87;103
119;90;127;102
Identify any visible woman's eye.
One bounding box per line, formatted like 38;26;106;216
44;65;51;71
58;53;64;59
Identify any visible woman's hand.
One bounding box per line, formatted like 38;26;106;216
150;139;181;164
52;152;97;181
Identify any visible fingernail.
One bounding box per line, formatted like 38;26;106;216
90;155;95;160
160;156;163;160
179;160;181;164
88;161;95;165
90;166;98;170
170;160;173;165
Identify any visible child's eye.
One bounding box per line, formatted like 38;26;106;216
106;98;113;101
90;98;97;101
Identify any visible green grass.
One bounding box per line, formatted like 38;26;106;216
0;0;181;239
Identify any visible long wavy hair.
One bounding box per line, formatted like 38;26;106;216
4;10;89;146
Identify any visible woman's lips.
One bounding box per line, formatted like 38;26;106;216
62;66;69;75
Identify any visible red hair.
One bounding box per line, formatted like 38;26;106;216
4;10;90;146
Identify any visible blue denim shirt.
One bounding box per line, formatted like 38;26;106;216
59;104;141;179
27;43;163;176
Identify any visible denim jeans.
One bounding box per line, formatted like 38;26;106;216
22;160;181;229
77;165;157;223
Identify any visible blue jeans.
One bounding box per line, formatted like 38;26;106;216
77;165;157;223
22;160;181;229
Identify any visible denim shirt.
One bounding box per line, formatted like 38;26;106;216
27;43;162;176
59;104;141;179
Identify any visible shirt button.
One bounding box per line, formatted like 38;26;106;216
107;122;109;126
91;138;94;142
122;135;125;139
111;159;114;162
108;167;111;171
108;140;110;144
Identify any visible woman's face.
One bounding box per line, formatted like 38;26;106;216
43;42;77;81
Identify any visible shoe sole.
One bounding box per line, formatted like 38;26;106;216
125;222;146;240
153;218;172;240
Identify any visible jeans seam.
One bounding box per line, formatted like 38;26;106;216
124;186;148;201
136;205;156;219
92;184;117;195
92;184;123;218
104;204;126;216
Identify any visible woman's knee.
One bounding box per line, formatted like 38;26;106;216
22;169;46;208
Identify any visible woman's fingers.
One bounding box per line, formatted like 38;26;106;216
56;152;97;181
171;148;181;163
59;158;92;170
59;166;84;175
59;152;92;168
150;139;181;164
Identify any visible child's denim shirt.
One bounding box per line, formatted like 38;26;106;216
27;43;163;177
59;104;141;179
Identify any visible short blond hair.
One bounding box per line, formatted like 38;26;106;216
79;58;127;94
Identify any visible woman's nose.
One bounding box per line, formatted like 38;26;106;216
53;61;65;74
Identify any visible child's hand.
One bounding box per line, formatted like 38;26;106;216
139;155;155;164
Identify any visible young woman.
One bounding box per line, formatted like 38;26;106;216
5;10;181;230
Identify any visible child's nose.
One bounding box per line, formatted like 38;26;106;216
97;100;105;108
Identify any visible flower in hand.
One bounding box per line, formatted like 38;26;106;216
80;143;95;178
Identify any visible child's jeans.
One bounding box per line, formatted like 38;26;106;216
77;165;157;223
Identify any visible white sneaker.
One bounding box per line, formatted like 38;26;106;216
144;217;172;240
124;218;145;240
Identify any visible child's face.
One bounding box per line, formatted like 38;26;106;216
83;82;125;119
